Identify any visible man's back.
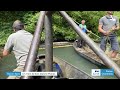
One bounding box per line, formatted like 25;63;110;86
2;20;34;79
4;30;33;66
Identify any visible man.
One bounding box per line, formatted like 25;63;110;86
77;20;87;48
98;11;119;58
1;20;33;79
79;20;87;33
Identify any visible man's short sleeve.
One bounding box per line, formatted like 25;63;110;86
99;17;103;25
4;34;14;52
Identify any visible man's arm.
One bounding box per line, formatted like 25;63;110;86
98;18;110;35
112;17;119;31
111;25;119;31
2;35;14;58
98;24;108;35
98;18;106;34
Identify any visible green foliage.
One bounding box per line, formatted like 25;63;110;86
52;12;78;41
0;22;12;46
0;11;29;46
23;12;39;34
69;11;105;39
52;11;105;41
0;11;120;46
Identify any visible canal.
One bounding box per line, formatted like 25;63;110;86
0;46;118;79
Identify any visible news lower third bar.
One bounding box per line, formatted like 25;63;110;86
6;72;57;76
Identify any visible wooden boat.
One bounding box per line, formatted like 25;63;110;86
73;40;120;66
36;54;94;79
36;53;118;79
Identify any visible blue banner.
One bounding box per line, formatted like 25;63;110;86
6;72;21;76
101;69;114;76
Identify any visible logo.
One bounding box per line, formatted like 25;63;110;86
91;69;100;76
91;69;114;76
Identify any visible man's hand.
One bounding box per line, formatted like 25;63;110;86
103;31;111;36
98;24;110;35
111;26;116;31
111;26;119;31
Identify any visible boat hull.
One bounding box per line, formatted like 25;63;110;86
73;41;120;66
37;54;93;79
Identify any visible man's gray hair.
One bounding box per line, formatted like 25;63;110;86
12;20;24;31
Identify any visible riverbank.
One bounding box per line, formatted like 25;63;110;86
39;41;73;49
0;42;73;56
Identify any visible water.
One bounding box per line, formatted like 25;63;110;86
0;54;17;79
39;46;117;79
0;46;118;79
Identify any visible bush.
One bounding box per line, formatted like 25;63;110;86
1;11;120;46
0;11;28;46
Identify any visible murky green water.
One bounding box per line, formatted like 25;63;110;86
0;46;119;79
39;46;118;79
0;54;17;79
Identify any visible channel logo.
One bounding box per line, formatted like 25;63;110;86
91;69;101;76
91;69;114;76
